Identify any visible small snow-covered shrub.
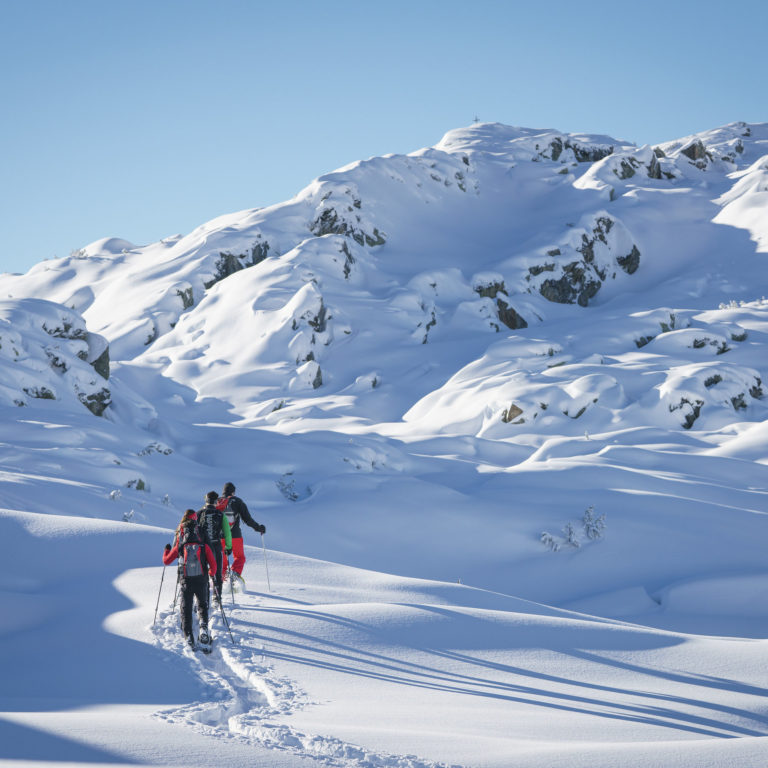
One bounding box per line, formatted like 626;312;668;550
562;522;581;549
275;472;310;501
138;442;173;456
582;505;606;540
540;532;560;552
541;506;606;552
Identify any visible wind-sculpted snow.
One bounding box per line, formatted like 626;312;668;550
403;302;766;437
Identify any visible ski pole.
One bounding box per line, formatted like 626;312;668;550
216;587;236;645
153;565;166;627
225;554;236;604
172;568;180;613
260;533;272;592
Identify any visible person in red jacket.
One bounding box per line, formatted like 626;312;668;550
218;481;266;589
163;509;217;649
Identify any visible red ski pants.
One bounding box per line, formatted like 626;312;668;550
221;536;245;576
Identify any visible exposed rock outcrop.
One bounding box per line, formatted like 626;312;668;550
0;299;112;416
472;277;528;330
526;214;641;307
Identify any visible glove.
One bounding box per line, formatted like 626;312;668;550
258;524;266;535
164;543;171;552
226;548;232;556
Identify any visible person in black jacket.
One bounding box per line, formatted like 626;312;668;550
198;491;232;604
218;481;265;589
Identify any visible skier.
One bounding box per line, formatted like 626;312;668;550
198;490;232;604
217;481;266;590
163;509;217;650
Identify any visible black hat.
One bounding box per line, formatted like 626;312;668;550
222;482;235;495
205;490;218;503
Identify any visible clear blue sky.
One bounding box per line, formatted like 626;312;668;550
2;0;766;274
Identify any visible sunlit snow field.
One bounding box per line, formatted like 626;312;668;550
1;120;767;767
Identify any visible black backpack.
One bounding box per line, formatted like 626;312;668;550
178;520;207;579
198;504;224;543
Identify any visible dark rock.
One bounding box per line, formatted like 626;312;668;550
77;387;111;417
670;397;704;429
474;280;507;299
615;159;638;179
204;252;244;288
363;228;386;247
568;141;614;163
43;320;87;341
340;241;355;279
540;275;575;304
647;154;662;179
311;207;385;248
501;403;524;423
176;286;194;309
307;302;328;333
250;240;271;265
617;245;640;274
577;281;601;307
680;140;712;163
46;350;68;372
422;310;437;344
87;334;110;380
312;207;344;236
496;299;527;329
731;393;747;410
529;263;556;277
23;386;55;400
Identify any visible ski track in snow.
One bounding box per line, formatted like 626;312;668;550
151;589;459;768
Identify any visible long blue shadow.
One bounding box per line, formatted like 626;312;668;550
0;717;136;763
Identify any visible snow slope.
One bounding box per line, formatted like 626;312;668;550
3;509;768;768
1;119;767;766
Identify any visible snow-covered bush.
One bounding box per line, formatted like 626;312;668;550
541;507;606;552
582;505;606;540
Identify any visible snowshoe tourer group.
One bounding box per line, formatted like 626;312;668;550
161;481;267;652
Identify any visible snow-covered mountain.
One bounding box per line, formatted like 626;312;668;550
1;120;767;768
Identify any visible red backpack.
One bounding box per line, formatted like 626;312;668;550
178;520;206;578
215;495;237;530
